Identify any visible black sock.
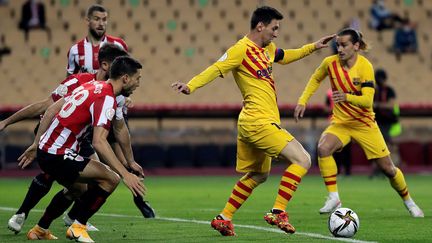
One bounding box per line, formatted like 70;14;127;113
74;186;111;225
17;173;54;218
38;190;73;229
133;194;155;218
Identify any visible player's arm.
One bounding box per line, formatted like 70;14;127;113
172;45;243;94
294;59;329;122
0;96;53;132
276;34;335;65
338;63;375;108
92;126;145;196
112;118;144;177
18;98;65;168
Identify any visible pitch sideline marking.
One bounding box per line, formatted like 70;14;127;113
0;206;377;243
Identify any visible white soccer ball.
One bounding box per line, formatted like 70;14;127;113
328;207;360;238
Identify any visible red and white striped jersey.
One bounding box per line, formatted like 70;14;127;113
39;81;119;155
66;35;128;75
51;73;126;119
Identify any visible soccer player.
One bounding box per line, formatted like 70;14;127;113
294;28;424;217
22;56;145;242
4;44;152;235
66;4;127;76
172;6;335;236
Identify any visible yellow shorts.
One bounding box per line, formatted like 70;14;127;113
236;123;294;173
323;122;390;160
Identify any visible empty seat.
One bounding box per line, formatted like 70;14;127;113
194;144;221;167
166;144;194;168
398;141;425;166
133;144;166;168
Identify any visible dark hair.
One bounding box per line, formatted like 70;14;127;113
98;43;128;65
86;4;107;18
250;6;283;29
375;69;387;82
110;56;142;79
337;28;368;50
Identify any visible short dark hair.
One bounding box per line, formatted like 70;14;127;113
98;43;128;65
250;6;283;29
110;56;142;80
375;69;387;82
86;4;107;18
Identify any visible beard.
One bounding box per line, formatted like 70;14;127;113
89;28;105;40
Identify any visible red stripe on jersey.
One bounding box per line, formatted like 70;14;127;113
228;198;241;209
57;130;78;154
236;181;252;194
327;67;337;91
342;68;359;93
241;59;259;78
345;103;375;122
232;189;248;200
331;61;348;93
77;40;85;67
280;181;297;191
277;189;292;201
41;126;62;152
106;35;128;51
247;44;269;63
339;102;371;127
283;171;301;183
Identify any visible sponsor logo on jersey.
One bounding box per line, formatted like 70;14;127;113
105;108;115;121
218;52;228;62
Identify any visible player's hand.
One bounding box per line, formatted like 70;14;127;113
128;161;145;178
294;104;306;123
18;143;37;169
125;97;134;108
0;120;6;132
123;172;146;197
171;81;190;95
314;34;336;49
332;91;347;103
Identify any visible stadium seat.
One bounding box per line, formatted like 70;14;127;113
166;144;194;168
194;144;221;167
132;144;166;168
398;141;425;166
5;145;26;166
350;142;369;166
425;142;432;165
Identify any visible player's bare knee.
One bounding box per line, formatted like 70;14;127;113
99;170;120;192
318;144;333;158
248;172;269;184
297;152;311;170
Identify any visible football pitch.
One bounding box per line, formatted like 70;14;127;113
0;174;430;242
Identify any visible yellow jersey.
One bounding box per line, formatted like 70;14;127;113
187;36;316;125
298;54;376;127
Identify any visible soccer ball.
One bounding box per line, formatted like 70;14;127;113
328;207;360;238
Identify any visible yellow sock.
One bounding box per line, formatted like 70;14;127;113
272;164;308;211
221;175;258;219
389;167;410;200
318;156;338;193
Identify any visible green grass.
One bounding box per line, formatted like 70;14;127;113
0;175;431;242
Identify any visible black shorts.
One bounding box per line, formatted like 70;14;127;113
79;131;95;157
37;149;90;187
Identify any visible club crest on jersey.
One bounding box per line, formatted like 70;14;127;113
55;84;69;97
353;78;360;85
218;52;228;62
105;108;115;121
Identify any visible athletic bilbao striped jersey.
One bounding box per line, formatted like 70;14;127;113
187;36;316;125
66;35;128;75
300;55;376;126
51;73;126;119
39;81;119;155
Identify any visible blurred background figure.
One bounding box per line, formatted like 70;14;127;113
18;0;51;42
371;68;401;178
392;18;418;61
369;0;403;32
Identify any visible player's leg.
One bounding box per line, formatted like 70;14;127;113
211;137;269;236
65;159;120;243
262;125;310;234
111;141;155;218
8;172;55;234
355;123;423;217
27;184;85;240
317;124;350;214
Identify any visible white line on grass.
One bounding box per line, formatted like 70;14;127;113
0;206;377;243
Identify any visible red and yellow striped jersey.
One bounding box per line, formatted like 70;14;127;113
298;54;376;127
187;36;316;125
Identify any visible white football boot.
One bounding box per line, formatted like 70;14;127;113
8;213;26;234
319;197;341;214
405;201;424;218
